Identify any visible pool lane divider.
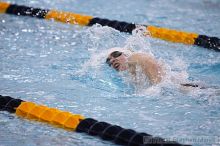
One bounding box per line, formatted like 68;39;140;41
0;2;219;51
0;95;191;146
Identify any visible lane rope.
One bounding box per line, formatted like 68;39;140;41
0;1;219;51
0;95;191;146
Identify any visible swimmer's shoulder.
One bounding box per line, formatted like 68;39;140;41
127;53;142;66
128;52;147;60
128;52;154;63
127;52;154;71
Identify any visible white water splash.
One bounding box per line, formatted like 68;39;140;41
73;25;205;97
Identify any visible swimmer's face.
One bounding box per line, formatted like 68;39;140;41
106;51;128;71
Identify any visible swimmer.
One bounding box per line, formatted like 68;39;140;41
106;48;207;88
106;49;164;85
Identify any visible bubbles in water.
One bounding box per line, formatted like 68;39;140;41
21;29;34;33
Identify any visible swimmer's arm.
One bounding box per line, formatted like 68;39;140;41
127;53;164;84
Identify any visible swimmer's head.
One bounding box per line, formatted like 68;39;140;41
106;51;128;71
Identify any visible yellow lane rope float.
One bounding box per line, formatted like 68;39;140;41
0;95;190;146
16;101;84;129
0;1;219;51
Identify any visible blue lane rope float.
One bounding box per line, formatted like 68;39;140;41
0;2;219;51
0;95;191;146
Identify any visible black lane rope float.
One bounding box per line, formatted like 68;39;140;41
0;95;191;146
0;2;219;51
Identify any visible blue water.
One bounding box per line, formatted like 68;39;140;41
0;0;220;146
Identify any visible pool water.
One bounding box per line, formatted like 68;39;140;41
0;0;220;146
